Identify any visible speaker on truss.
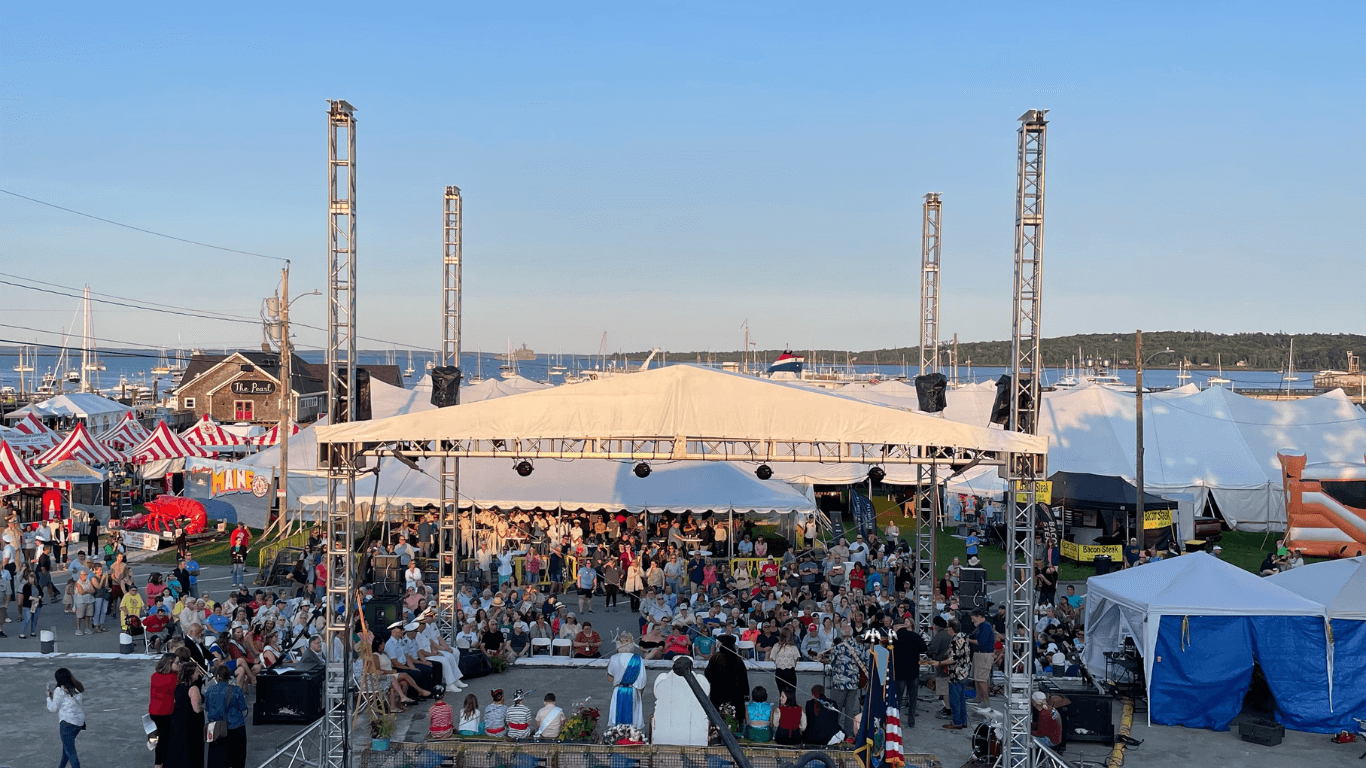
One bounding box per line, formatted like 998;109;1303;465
330;366;373;423
989;374;1035;429
914;373;949;413
430;366;463;408
959;566;988;611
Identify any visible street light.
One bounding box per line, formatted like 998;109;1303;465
1134;330;1175;549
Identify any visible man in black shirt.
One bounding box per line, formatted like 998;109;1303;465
172;559;192;599
893;616;928;727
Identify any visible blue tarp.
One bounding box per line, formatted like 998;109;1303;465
1150;615;1254;730
1327;619;1366;731
1251;616;1337;733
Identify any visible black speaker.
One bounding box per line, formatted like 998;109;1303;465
959;566;987;605
914;373;948;413
1063;694;1116;744
362;595;403;631
990;375;1035;430
430;366;463;408
331;367;373;423
459;649;494;679
1093;555;1114;576
253;666;324;724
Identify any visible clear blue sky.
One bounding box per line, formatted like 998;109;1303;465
1;2;1362;355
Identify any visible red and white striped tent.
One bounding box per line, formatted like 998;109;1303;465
33;422;128;466
98;412;153;452
10;412;61;451
180;414;247;449
131;421;213;464
249;421;300;446
0;440;71;493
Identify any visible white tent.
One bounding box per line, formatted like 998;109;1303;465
296;455;817;514
1268;556;1366;620
1041;384;1366;534
317;364;1047;458
1083;552;1327;728
4;393;134;433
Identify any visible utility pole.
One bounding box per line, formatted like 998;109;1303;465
1006;108;1048;768
913;192;943;636
323;98;357;768
278;263;292;536
1135;330;1143;547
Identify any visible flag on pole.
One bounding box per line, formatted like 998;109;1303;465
853;650;887;768
884;671;905;768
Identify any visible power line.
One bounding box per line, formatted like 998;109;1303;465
0;188;287;262
0;278;260;325
0;270;260;323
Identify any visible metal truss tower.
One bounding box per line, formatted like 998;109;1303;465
323;98;358;768
1005;109;1048;768
437;186;463;636
913;193;943;636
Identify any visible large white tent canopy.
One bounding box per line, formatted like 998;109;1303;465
316;365;1047;458
4;393;133;433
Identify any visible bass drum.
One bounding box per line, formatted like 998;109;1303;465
972;722;1003;761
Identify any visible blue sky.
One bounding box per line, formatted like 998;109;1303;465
1;2;1362;355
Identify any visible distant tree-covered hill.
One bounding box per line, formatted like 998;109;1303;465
643;332;1366;371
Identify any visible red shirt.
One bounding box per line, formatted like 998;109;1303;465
143;614;170;634
149;671;177;716
1033;706;1062;744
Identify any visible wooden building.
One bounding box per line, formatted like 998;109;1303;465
174;352;402;425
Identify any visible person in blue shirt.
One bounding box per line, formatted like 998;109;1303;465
1063;585;1084;610
204;662;249;766
185;553;201;598
965;531;980;558
968;610;996;707
206;604;231;634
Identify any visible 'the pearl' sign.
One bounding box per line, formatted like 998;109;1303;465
231;379;276;395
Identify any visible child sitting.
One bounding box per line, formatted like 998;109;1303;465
458;694;482;736
428;689;454;740
746;686;773;742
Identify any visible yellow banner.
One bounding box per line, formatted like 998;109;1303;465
1015;480;1053;505
1143;508;1173;530
1061;539;1123;562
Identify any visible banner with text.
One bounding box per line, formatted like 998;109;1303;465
1061;539;1123;563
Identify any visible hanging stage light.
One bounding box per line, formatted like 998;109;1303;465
514;460;534;477
755;464;773;481
633;462;652;478
867;465;885;483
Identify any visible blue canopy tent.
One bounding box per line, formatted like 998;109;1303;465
1084;553;1329;731
1269;556;1366;732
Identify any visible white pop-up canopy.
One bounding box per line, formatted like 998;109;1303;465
4;393;134;433
316;364;1047;459
1268;556;1366;621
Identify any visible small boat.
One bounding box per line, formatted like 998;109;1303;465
404;350;415;378
151;347;173;376
12;345;35;373
1282;339;1300;382
767;350;805;376
1207;354;1232;387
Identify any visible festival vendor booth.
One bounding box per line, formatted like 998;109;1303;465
1083;552;1330;731
1047;471;1178;562
1267;557;1366;731
129;421;214;495
97;412;152;453
179;414;249;454
0;440;72;524
31;422;126;520
3;392;134;434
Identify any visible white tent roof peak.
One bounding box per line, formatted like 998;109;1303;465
316;364;1048;456
1086;552;1323;618
1268;556;1366;620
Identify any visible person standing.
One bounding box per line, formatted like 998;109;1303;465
968;610;995;708
185;553;201;599
893;616;927;727
86;516;100;558
149;653;179;768
165;662;205;768
47;667;85;768
19;569;42;639
624;560;645;612
606;634;647;727
89;563;111;633
927;616;953;718
228;541;247;589
601;561;621;612
825;636;863;735
770;627;802;701
204;664;248;768
576;561;597;614
938;618;971;730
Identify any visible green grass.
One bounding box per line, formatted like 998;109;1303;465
146;526;267;568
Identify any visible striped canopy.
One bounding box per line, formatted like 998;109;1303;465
98;412;152;452
180;414;247;448
130;421;213;464
9;412;61;450
34;422;127;466
0;440;71;493
249;421;300;446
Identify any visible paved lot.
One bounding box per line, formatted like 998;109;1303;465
1;562;1351;767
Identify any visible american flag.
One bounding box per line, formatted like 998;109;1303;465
884;677;904;768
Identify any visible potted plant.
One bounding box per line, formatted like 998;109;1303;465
716;703;743;735
489;654;509;674
370;713;396;751
601;724;646;745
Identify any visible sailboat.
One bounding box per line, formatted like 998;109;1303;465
1282;339;1300;382
151;347;173;376
404;350;415;378
1207;354;1232;387
1176;358;1192;386
12;344;35;374
425;351;436;372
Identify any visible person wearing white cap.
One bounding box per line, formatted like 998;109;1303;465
1031;690;1062;747
403;621;443;693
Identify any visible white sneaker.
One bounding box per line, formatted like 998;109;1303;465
75;630;85;636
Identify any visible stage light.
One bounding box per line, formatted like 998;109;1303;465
633;462;652;479
755;464;773;481
867;466;885;483
514;460;533;477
